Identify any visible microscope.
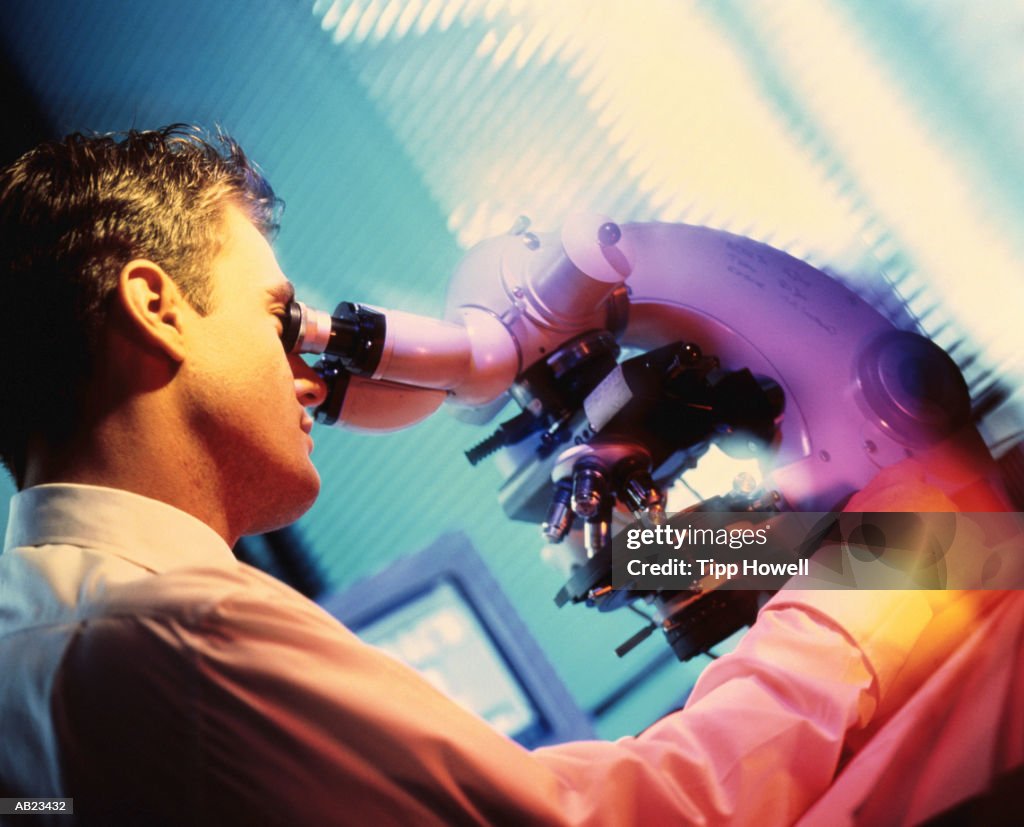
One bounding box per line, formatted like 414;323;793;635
280;215;1009;660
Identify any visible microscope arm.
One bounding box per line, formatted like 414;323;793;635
289;214;1002;507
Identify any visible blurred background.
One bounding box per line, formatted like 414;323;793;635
1;0;1022;740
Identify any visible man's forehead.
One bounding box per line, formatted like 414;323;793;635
213;204;290;295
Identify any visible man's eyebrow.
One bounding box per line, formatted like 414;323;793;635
268;281;296;304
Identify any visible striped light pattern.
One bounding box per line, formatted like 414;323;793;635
312;0;1024;431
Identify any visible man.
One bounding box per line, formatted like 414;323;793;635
0;126;1019;825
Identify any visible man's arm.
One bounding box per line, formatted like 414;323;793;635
53;565;939;826
534;590;934;826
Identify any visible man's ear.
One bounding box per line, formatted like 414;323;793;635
115;260;190;363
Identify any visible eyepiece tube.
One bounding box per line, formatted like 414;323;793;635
281;300;386;375
282;299;515;402
281;301;334;355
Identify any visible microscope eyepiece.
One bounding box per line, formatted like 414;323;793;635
279;301;308;354
280;300;333;355
280;300;387;375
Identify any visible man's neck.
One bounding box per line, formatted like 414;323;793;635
22;408;237;546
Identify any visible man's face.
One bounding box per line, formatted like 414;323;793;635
181;204;326;538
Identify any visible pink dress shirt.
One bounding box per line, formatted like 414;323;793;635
0;484;1018;825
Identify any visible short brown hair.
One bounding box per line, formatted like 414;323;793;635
0;124;282;486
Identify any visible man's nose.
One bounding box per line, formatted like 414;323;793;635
290;355;329;408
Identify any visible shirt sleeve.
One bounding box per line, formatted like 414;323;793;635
52;564;934;827
533;590;933;826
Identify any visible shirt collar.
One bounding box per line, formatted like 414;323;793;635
3;483;237;573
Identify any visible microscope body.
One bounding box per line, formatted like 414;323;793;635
287;215;1006;658
440;219;989;511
